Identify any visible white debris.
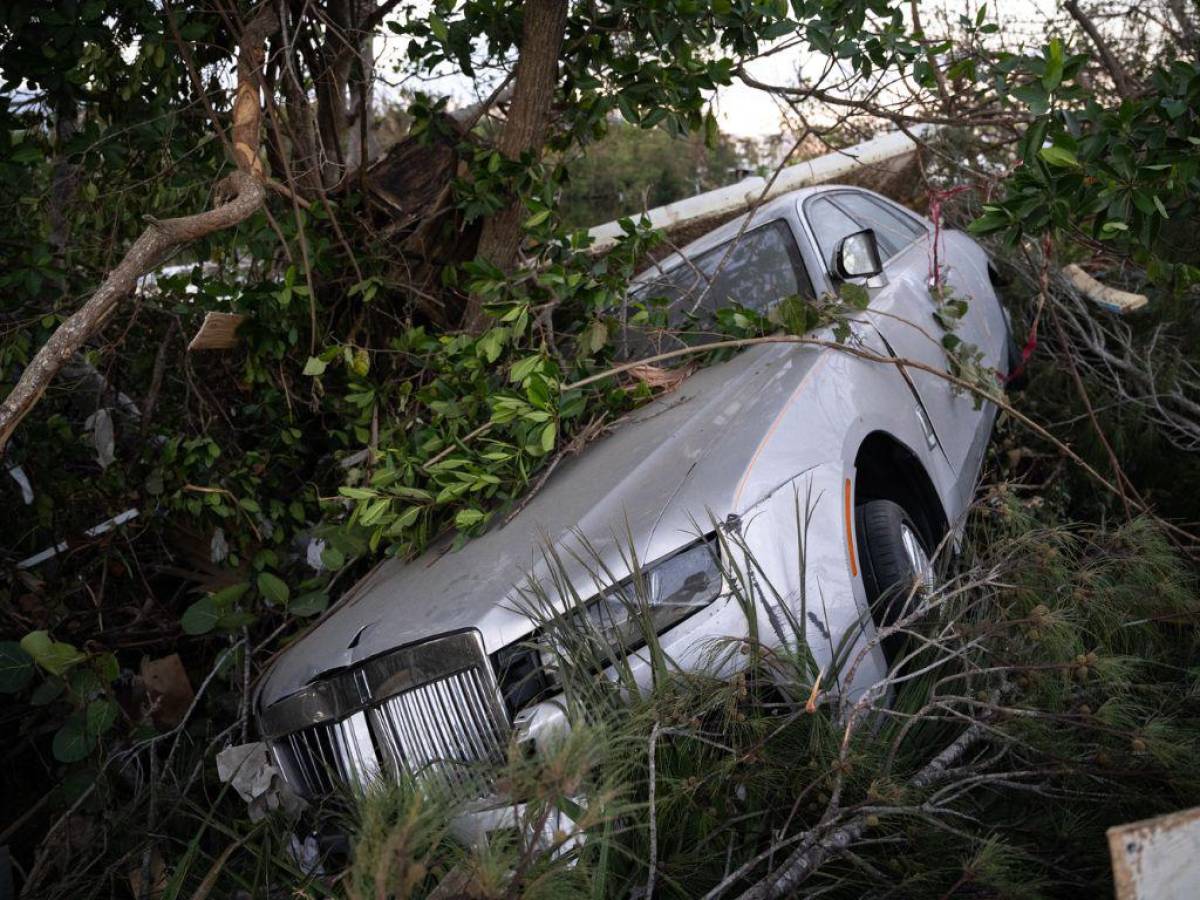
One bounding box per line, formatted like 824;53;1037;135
84;408;115;470
6;464;33;505
17;508;139;570
210;527;229;564
306;538;327;572
287;833;324;876
216;742;306;822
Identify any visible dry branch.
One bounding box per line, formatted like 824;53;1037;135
1064;1;1136;100
731;721;992;900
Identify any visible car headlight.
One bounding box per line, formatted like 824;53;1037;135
573;536;723;651
493;537;724;715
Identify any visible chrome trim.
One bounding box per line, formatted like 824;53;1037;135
259;630;509;795
259;630;502;738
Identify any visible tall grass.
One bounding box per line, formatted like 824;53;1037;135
338;494;1200;898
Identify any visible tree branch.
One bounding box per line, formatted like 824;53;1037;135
1064;0;1135;100
0;3;279;456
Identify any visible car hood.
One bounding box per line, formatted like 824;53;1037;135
259;343;825;708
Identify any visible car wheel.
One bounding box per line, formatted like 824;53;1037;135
855;499;934;660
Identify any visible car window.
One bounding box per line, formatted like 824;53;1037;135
618;220;813;358
697;219;814;312
805;196;868;270
633;220;812;315
829;193;925;259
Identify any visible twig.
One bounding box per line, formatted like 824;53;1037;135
645;720;662;899
423;420;494;470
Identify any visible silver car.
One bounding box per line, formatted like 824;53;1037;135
254;185;1010;801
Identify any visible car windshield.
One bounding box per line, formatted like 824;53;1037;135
613;219;814;361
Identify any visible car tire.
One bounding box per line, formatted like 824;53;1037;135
855;499;933;660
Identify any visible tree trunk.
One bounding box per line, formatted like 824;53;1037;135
463;0;568;333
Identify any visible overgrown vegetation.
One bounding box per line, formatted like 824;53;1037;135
1;0;1198;896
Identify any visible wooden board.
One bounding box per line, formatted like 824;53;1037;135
187;311;246;351
1108;806;1200;899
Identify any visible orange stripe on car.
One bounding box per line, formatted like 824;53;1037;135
844;477;858;578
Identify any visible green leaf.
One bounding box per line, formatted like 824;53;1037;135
455;508;486;529
540;420;557;452
1038;145;1079;168
0;642;34;693
351;347;371;377
256;572;290;606
180;597;219;635
704;109;719;150
30;677;65;706
290;592;329;618
838;282;871;310
212;583;251;606
523;209;551;229
302;356;327;376
86;698;119;737
321;545;347;569
20;632;86;676
1011;84;1049;116
69;667;103;698
1042;38;1064;91
477;327;508;363
394;506;422;530
429;14;448;41
510;355;543;383
339;486;377;500
359;498;391;526
53;716;95;763
94;657;118;681
583;319;608;355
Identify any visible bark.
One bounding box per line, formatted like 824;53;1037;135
463;0;568;333
0;4;278;457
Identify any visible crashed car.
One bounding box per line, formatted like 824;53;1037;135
254;184;1012;803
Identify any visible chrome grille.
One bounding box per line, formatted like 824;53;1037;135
260;631;509;797
372;667;507;789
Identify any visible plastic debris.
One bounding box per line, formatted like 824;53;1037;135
17;508;139;570
216;742;306;821
1064;263;1148;315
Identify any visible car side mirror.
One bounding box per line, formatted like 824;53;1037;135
835;229;883;280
